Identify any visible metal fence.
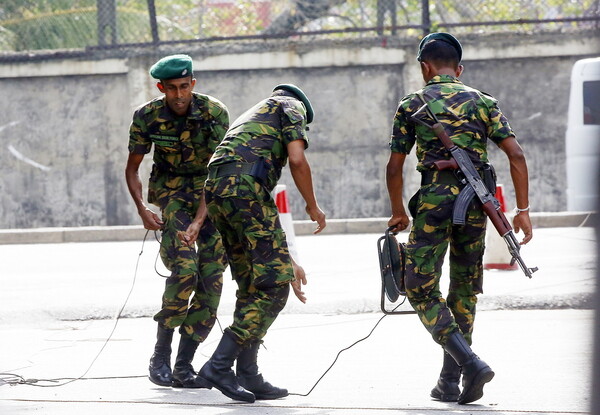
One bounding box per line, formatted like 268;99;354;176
0;0;598;54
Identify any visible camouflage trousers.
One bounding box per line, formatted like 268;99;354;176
153;194;227;342
405;183;487;346
204;175;292;345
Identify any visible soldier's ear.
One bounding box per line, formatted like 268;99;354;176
420;61;433;82
456;64;464;78
156;81;165;93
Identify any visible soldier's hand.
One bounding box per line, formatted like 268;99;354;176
291;261;307;303
306;205;326;234
178;221;202;247
388;213;410;234
139;207;163;231
513;211;533;245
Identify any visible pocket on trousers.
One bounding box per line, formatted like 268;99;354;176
251;228;291;289
408;189;422;218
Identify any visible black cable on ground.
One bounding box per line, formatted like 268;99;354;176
0;230;150;387
1;230;407;397
289;299;406;397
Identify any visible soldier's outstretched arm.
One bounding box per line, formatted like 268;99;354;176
125;152;163;231
287;140;326;234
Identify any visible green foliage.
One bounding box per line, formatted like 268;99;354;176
340;0;422;26
2;8;97;50
0;25;16;50
146;0;289;40
428;0;599;34
0;0;596;52
0;0;152;50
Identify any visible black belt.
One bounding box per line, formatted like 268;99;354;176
207;162;257;180
420;170;463;186
156;168;206;178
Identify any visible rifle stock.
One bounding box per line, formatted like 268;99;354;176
482;201;511;237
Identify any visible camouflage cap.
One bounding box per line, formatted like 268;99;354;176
149;54;194;80
417;32;462;62
273;84;314;124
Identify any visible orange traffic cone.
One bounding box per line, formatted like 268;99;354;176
483;184;518;270
273;184;299;261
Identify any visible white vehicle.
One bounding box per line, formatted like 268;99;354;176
566;57;600;211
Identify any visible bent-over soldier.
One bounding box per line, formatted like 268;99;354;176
198;84;326;403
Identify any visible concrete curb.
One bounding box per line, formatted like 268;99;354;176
0;225;149;245
0;211;595;244
291;211;597;234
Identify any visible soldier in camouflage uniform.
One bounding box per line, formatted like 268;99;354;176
386;33;532;404
125;55;229;389
197;84;326;403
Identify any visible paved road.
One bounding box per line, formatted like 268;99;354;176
0;227;597;414
0;227;595;321
0;310;594;414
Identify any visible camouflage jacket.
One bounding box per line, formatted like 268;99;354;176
128;93;229;204
389;75;515;171
208;90;309;191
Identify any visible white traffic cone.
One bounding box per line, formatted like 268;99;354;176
273;184;299;261
483;184;518;270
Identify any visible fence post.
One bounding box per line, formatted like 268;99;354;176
147;0;160;45
97;0;117;46
421;0;430;35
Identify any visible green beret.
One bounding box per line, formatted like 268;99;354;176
417;32;462;62
150;54;193;80
273;84;314;124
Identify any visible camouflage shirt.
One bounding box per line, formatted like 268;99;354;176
208;90;309;191
389;75;515;171
128;92;229;204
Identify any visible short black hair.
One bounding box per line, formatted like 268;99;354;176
418;40;460;68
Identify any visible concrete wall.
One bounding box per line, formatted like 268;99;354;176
0;32;598;229
1;69;133;228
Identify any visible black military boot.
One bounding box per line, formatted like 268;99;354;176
172;334;212;388
236;341;288;400
430;351;461;402
444;331;495;404
148;324;174;387
198;331;255;403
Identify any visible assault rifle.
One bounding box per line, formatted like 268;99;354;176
411;92;538;279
